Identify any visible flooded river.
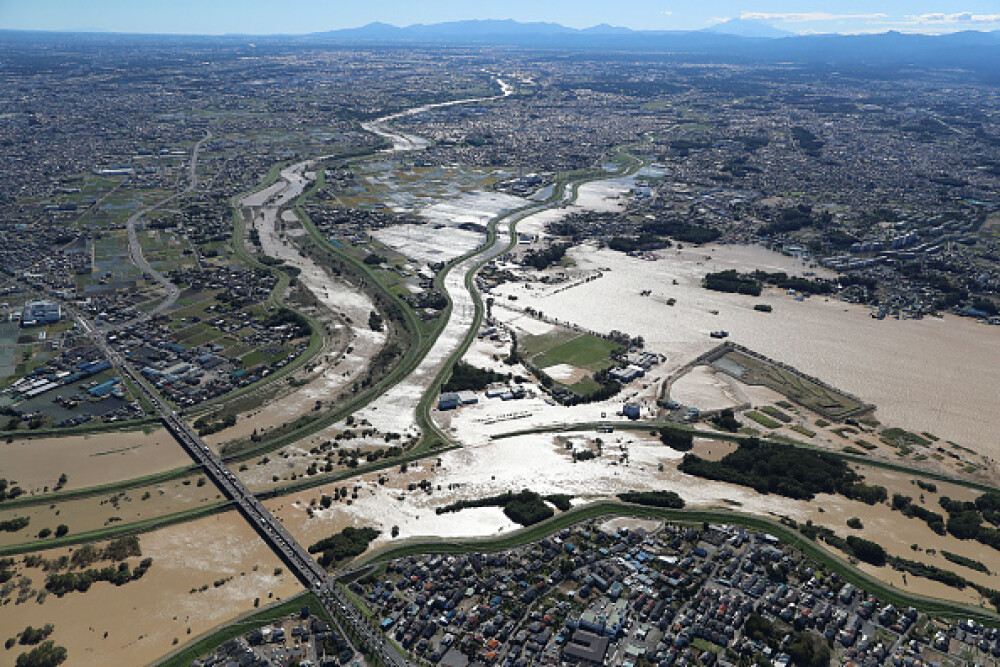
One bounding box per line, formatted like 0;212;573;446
497;242;1000;457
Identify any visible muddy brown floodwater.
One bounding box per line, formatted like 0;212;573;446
495;242;1000;457
0;511;302;667
0;428;188;493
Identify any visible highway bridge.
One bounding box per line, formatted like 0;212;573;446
75;316;408;667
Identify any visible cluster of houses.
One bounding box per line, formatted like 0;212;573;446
191;609;351;667
354;519;999;667
107;312;304;408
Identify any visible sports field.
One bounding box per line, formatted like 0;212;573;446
521;327;621;396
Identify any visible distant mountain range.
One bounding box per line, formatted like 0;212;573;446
296;19;1000;74
299;18;799;43
4;19;1000;75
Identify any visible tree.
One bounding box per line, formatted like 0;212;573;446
659;427;693;451
711;409;740;433
14;641;67;667
54;525;68;538
18;625;54;646
846;536;887;566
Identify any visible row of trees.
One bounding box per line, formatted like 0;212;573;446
45;558;153;597
640;219;721;245
703;269;835;297
0;479;25;502
703;270;762;296
891;494;946;535
0;517;29;533
13;640;67;667
617;491;685;509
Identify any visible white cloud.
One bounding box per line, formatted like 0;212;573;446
706;16;729;25
740;11;888;23
661;10;673;16
905;12;1000;24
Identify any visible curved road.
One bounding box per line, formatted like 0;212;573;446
124;130;212;322
80;80;638;666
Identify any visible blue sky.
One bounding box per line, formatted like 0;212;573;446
2;0;1000;35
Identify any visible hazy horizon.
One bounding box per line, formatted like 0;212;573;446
3;0;1000;37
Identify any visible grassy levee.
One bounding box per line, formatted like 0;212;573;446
124;375;156;414
412;199;561;449
156;590;327;667
0;415;161;440
184;190;326;417
412;155;647;451
0;464;201;510
410;202;534;450
208;205;426;458
0;502;230;557
256;443;460;500
347;501;1000;625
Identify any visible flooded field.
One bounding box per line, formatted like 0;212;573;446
670;365;746;412
265;425;999;608
494;242;1000;456
0;511;301;666
0;427;188;493
0;475;219;548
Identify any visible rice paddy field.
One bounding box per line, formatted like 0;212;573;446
143;228;200;274
330;161;512;213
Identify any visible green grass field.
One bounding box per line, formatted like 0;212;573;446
520;328;621;397
520;328;579;359
745;410;782;429
528;332;620;371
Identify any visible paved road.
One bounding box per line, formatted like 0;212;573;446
92;84;518;664
122;130;212;325
76;311;409;666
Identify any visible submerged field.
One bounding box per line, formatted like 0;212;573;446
714;348;868;421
